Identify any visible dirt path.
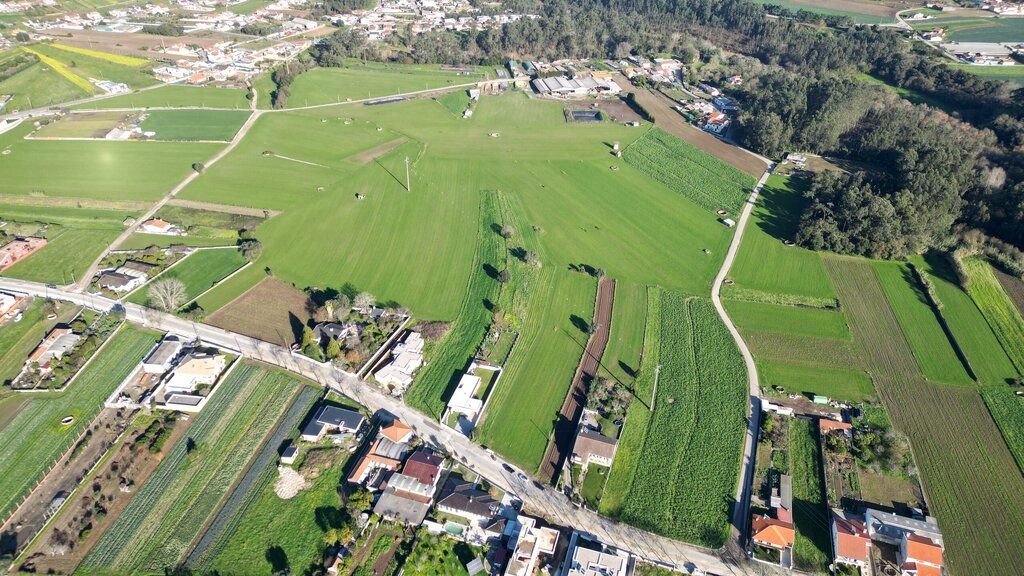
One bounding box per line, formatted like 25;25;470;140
626;82;768;178
166;198;280;218
539;276;615;484
349;137;407;164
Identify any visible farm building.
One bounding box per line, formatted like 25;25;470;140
0;237;47;271
143;335;184;374
301;405;366;442
140;218;185;235
531;76;622;97
280;445;298;465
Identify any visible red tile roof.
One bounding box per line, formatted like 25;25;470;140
381;419;413;443
905;533;944;567
833;515;871;562
751;514;794;549
819;419;853;434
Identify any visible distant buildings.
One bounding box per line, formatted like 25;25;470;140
531;76;622;97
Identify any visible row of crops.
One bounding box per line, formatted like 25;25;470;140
0;325;157;523
788;419;830;572
615;293;746;547
82;363;297;573
962;257;1024;373
406;192;503;418
623;128;755;214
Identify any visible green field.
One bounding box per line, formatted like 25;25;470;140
127;248;247;307
752;0;896;23
758;361;874;402
0;120;224;201
948;63;1024;85
623;127;756;214
83;363;299;573
962;257;1024;374
34;111;130;138
29;42;157;90
728;175;836;301
598;280;647;384
724;300;849;340
118;233;240;250
71;85;252;110
140;110;251;142
947;16;1024;42
0;325;157;522
604;293;746;547
789;418;830;573
0;60;90;112
873;260;973;385
273;62;485;109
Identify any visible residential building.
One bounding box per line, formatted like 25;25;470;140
865;508;943;548
394;330;424;355
0;237;47;271
163;351;226;394
819;418;853;437
98;271;145;293
116;260;157;279
504;516;559;576
751;515;795;551
312;321;359;343
832;510;871;568
140;218;184;235
301;405;366;442
436;479;500;524
373;472;435;524
143;335;183;374
560;532;631;576
0;292;19;316
26;327;81;373
402;447;444;487
899;533;944;576
447;372;483;418
570;427;617;469
381;418;415;444
348;430;411;488
374;337;424;393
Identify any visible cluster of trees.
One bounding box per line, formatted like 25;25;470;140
141;22;184;36
239;22;281;36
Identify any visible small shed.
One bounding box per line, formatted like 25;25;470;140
722;218;736;227
813;395;830;405
281;446;298;466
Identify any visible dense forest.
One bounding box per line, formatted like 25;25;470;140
305;0;1024;268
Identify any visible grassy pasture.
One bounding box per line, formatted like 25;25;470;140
34;111;131;138
758;361;874;402
608;293;746;547
728;175;836;300
71;85;251;110
598;280;647;384
21;46;97;94
723;300;849;340
127;248;247;307
872;260;972;385
948;63;1024;85
140;110;251;142
825;256;1024;576
962;257;1024;374
744;330;862;371
0;120;224;201
276;62;485;109
83;363;298;573
0;325;157;523
947;16;1024;42
29;42;156;90
0;60;89;111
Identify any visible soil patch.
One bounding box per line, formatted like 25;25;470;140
206;277;315;347
275;466;311;499
349;138;407;164
995;268;1024;318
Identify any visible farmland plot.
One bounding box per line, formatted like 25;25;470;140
613;293;746;547
962;257;1024;374
127;248;247;307
0;325;156;522
825;256;1024;576
789;418;829;573
623;128;755;214
82;363;299;573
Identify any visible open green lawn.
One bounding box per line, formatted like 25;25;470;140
0;325;157;522
401;533;481;576
724;300;849;340
83;363;299;573
140;110;251;141
0;60;89;111
873;260;973;385
275;62;485;109
581;464;610;508
728;175;836;301
72;85;252;110
29;42;156;90
789;418;830;573
127;248;247;307
0;121;224;201
598;280;647;384
759;361;874;402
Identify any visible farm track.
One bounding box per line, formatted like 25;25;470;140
538;276;615;485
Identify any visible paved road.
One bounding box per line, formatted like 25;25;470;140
709;165;773;553
0;277;760;576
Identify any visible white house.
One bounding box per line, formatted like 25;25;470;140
143;335;184;374
163;352;226;394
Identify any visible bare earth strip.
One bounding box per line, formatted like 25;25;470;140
348;137;408;164
0;195;151;212
166;199;281;218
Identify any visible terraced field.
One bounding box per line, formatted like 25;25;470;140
82;363;300;573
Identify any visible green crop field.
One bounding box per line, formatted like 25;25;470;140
29;42;157;90
962;257;1024;374
947;16;1024;42
126;248;247;307
0;325;157;522
0;120;224;201
758;361;874;402
825;256;1024;576
752;0;896;23
724;300;849;340
72;85;252;110
436;90;471;117
0;60;90;112
914;254;1016;384
273;62;485;109
789;418;830;573
83;363;299;573
598;280;647;384
873;260;973;385
948;63;1024;85
604;293;746;547
623;127;755;213
744;330;861;371
140;110;251;142
728;175;836;301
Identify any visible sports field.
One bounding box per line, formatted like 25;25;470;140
0;325;157;523
71;85;252;110
126;248;247;307
140;110;251;141
82;363;300;573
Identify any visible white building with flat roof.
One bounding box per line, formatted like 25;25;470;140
560;532;631;576
448;373;483;417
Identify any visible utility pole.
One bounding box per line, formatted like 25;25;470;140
405;156;411;192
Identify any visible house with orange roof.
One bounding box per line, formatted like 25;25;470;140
832;509;871;568
751;514;794;551
347;441;402;488
900;533;944;576
380;418;413;444
752;472;794;568
819;419;853;436
26;327;81;375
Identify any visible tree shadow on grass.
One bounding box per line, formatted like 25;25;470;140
265;545;289;575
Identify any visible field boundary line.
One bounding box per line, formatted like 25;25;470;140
118;248;199;303
183;260;251;309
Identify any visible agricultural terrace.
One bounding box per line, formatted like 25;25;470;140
0;325;157;523
602;291;746;547
126;248;247;307
825;256;1024;576
140;110;252;142
264;61;486;109
82;363;301;573
0;120;224;201
623;127;756;214
180;92;736;322
71;85;252;110
0;205;133;285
